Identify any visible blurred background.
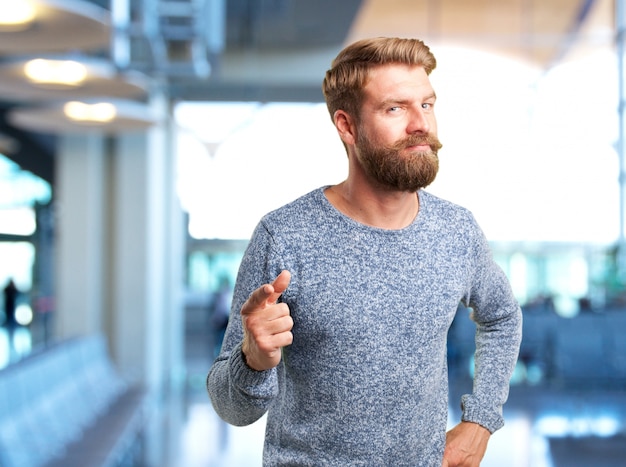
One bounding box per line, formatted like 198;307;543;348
0;0;625;466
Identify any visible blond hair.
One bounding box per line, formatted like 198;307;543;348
322;37;437;121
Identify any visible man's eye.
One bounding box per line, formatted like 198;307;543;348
422;103;433;110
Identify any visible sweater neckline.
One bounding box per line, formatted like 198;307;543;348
317;186;426;234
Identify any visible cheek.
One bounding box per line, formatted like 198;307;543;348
362;119;409;146
380;126;408;145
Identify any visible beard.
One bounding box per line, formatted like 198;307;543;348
355;128;443;192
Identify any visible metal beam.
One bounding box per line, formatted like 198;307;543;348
617;0;626;280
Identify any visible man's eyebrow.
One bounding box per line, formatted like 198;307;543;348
379;98;410;108
378;92;437;108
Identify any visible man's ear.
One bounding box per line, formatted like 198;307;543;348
334;110;357;146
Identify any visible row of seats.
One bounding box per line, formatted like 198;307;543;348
525;311;626;385
0;333;149;467
449;307;626;387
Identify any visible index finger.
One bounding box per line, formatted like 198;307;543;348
271;270;291;295
244;270;291;311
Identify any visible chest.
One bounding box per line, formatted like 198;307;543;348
281;230;473;356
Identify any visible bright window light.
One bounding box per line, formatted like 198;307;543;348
0;207;36;236
174;48;619;243
175;102;347;240
0;242;35;291
0;154;51;207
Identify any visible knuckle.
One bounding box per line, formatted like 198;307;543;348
285;331;294;345
256;337;274;353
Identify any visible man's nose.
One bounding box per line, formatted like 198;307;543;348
407;109;430;134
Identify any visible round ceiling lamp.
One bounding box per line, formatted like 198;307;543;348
0;57;149;101
0;0;37;32
7;99;159;134
0;0;109;54
23;58;89;88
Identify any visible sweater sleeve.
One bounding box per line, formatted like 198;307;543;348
206;220;285;426
460;220;523;433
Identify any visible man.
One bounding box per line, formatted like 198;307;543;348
207;37;522;466
3;279;18;330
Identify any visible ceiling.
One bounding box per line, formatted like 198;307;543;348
349;0;613;65
0;0;616;185
172;0;615;101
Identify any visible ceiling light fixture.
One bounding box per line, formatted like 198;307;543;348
24;58;88;88
9;99;156;134
64;101;117;123
0;0;36;31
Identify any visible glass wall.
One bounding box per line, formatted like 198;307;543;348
0;154;52;365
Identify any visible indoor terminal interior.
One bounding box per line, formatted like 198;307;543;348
1;0;626;466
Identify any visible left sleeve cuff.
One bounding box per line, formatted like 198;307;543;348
460;393;504;434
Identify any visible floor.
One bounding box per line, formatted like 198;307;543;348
162;330;626;467
2;324;626;466
167;330;626;467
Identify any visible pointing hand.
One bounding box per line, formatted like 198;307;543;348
241;270;293;371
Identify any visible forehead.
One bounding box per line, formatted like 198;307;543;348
363;64;434;101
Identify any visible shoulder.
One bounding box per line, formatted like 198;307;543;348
246;187;335;250
417;190;489;254
419;190;476;225
259;187;333;231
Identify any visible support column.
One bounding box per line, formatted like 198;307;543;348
53;92;185;396
108;90;185;393
54;134;106;338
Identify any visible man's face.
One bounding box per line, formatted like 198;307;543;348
354;64;442;192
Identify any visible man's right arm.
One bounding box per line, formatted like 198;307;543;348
206;224;291;426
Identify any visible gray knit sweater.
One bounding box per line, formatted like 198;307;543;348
207;187;522;466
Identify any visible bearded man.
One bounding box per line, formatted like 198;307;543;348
207;37;522;467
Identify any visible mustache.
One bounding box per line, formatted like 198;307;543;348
394;134;443;152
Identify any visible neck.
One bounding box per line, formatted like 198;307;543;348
325;179;420;230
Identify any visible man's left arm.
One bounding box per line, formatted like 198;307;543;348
463;256;522;432
449;225;523;465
